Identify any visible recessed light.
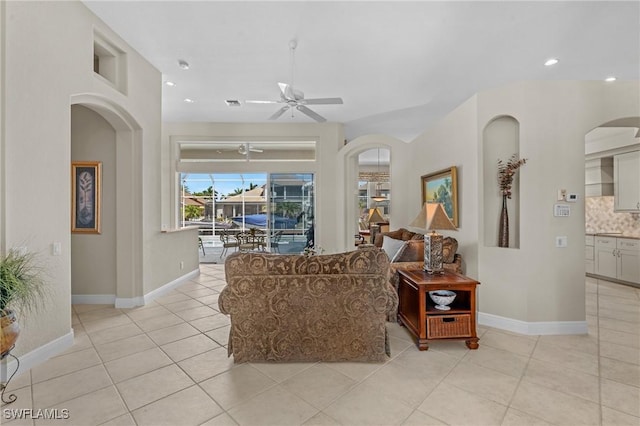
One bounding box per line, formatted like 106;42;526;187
544;58;559;66
225;100;241;107
177;59;190;70
183;98;195;103
605;76;617;82
164;81;176;87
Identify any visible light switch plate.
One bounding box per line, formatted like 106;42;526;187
556;236;568;248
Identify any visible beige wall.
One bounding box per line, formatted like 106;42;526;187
2;1;196;359
407;81;639;327
71;105;117;296
162;122;345;253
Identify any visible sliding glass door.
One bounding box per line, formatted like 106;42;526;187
181;172;314;253
269;173;315;253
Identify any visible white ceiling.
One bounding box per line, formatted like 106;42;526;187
83;1;640;142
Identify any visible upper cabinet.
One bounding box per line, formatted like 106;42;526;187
585;157;614;197
614;150;640;212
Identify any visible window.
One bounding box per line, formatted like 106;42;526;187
180;173;315;253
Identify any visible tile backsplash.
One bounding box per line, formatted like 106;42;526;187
586;196;640;237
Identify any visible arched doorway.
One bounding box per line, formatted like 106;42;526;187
337;135;406;250
584;116;640;283
70;95;144;307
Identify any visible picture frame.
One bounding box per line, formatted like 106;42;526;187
71;161;102;234
421;166;458;227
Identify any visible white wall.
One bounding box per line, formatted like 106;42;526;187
406;99;480;279
71;105;117;297
162;122;345;253
1;1;196;361
405;81;639;332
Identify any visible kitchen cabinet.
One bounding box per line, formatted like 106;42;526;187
585;235;595;274
617;238;640;283
614;151;640;212
595;236;617;279
594;235;640;284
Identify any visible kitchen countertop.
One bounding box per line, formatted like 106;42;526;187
586;232;640;240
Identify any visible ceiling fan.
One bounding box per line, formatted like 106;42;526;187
246;40;343;123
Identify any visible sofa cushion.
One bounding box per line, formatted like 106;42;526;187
393;239;424;262
382;236;406;261
374;228;420;247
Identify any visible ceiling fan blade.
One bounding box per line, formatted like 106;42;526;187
269;106;289;120
278;82;301;101
246;100;281;104
296;105;326;123
303;97;344;105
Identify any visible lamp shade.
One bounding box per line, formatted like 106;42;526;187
409;203;456;232
367;207;385;224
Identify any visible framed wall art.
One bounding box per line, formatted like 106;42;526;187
421;166;458;227
71;161;102;234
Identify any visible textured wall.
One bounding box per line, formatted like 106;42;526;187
586;196;640;237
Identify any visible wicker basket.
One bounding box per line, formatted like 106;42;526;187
427;314;471;339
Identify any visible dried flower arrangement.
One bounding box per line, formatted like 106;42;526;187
498;154;527;199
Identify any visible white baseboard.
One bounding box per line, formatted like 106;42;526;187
72;268;201;308
143;268;200;305
1;270;201;381
71;294;116;305
114;296;145;309
1;331;74;381
478;312;588;335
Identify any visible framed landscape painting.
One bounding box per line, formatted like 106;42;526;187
71;161;102;234
421;166;458;227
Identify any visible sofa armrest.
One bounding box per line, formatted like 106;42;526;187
218;286;231;315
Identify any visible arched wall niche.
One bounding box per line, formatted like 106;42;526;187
482;115;522;248
70;94;144;305
337;134;405;250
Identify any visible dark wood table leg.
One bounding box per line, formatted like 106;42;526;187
465;338;479;349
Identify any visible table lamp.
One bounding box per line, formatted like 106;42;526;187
366;207;385;225
367;207;385;243
409;203;457;274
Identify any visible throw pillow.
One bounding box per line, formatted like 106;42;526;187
393;239;424;262
442;237;459;263
381;236;405;261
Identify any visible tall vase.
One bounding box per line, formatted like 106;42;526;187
498;195;509;248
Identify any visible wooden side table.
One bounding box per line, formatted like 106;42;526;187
397;269;480;351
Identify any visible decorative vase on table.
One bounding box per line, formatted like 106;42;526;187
498;195;509;248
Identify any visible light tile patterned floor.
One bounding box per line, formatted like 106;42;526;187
2;270;639;426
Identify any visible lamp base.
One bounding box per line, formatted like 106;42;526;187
424;232;445;274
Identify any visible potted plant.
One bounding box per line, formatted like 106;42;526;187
0;249;47;358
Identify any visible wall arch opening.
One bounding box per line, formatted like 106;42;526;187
70;94;143;307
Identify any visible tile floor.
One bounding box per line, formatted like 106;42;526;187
2;269;639;426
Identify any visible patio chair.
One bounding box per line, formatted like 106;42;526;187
219;229;239;258
270;230;284;253
198;237;206;256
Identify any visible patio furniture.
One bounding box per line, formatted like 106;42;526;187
237;228;267;251
198;237;206;256
270;230;284;253
219;229;239;258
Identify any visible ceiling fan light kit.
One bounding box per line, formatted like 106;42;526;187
246;40;343;122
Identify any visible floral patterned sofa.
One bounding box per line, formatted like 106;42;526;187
219;246;398;363
373;228;462;277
